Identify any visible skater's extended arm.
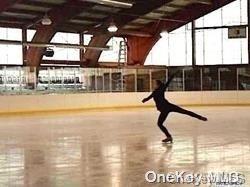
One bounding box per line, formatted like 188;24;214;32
163;71;179;90
142;93;153;103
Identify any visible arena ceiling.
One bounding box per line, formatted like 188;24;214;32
0;0;234;36
0;0;237;67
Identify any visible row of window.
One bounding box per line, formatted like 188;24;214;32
145;0;248;66
0;28;124;64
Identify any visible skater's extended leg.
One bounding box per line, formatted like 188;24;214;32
157;112;172;138
171;105;207;121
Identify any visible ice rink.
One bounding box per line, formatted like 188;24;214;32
0;106;249;187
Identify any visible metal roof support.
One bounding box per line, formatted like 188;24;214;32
22;28;27;66
83;34;112;67
0;39;110;50
192;21;196;67
126;36;159;66
248;0;250;64
25;1;93;68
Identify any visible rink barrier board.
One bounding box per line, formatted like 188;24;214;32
0;91;250;115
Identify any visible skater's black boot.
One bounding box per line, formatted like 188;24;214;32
198;116;208;121
162;137;173;143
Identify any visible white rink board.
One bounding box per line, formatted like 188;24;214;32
0;91;250;114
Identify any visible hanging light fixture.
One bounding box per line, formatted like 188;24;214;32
41;13;52;25
108;21;118;33
81;0;133;8
160;29;168;38
159;20;169;38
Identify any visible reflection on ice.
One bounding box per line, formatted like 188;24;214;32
0;107;249;186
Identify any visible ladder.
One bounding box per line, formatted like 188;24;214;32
118;40;127;66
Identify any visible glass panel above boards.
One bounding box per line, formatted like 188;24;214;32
0;65;250;95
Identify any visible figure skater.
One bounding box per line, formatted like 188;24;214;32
142;71;207;143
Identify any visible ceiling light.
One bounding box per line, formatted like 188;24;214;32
160;30;168;38
108;22;118;32
101;0;133;7
82;0;133;8
41;14;52;25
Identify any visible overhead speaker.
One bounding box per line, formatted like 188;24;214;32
44;48;54;57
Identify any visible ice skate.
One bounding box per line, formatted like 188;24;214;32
162;137;173;143
199;116;208;121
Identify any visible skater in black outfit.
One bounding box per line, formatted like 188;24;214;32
142;72;207;143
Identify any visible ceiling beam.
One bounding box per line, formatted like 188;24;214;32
78;7;120;15
193;0;212;5
0;16;32;23
165;4;186;9
0;39;110;50
41;60;81;66
0;21;23;28
7;8;45;16
0;0;24;13
73;16;105;23
17;0;59;8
